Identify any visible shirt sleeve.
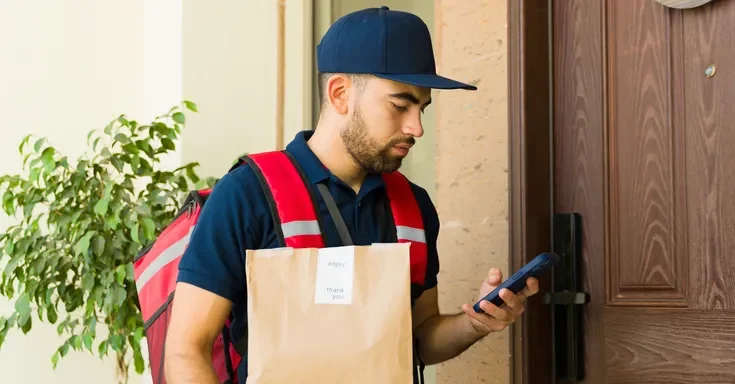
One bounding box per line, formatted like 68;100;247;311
177;166;261;303
410;184;441;290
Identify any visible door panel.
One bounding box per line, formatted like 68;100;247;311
682;2;735;310
606;0;688;307
553;0;735;382
604;309;735;383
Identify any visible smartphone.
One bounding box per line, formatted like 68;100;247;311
472;252;560;313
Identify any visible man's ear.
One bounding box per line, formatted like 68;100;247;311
326;74;350;115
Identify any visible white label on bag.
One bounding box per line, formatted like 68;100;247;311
314;246;355;305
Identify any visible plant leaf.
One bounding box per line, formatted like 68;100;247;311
134;346;145;373
130;222;140;244
92;236;105;256
70;335;82;350
83;332;93;352
115;266;126;285
4;253;22;276
93;137;102;152
122;143;139;155
172;112;186;124
41;147;56;173
14;294;31;321
186;166;200;183
18;134;32;154
161;138;175;151
33;138;45;152
47;305;58;324
114;134;130;144
82;274;95;292
183;100;198;112
74;231;95;257
93;198;109;216
98;340;109;357
31;256;46;274
110;333;122;352
21;313;32;334
141;218;156;240
112;286;127;307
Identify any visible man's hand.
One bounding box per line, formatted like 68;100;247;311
412;267;540;365
460;268;539;335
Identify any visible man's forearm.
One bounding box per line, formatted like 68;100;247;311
414;312;487;365
165;348;220;384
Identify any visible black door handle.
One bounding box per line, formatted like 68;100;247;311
545;213;589;381
543;291;589;305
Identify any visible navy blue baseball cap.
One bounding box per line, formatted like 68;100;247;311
316;6;477;91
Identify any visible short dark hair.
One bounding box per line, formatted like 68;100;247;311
317;72;371;109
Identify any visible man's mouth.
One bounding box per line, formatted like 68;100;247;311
392;144;412;156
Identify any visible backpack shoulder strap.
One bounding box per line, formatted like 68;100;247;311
242;151;325;249
381;171;428;285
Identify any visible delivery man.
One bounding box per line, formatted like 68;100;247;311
164;6;539;383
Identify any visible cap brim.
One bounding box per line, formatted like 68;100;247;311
373;73;478;90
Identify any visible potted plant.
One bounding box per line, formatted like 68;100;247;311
0;101;216;383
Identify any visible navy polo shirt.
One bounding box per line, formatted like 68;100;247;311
177;130;440;379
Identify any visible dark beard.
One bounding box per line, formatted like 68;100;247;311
340;108;414;174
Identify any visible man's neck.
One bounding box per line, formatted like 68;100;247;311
307;125;367;193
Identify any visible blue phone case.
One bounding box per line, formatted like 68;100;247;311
472;252;560;313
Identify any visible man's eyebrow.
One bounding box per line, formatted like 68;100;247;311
389;92;432;106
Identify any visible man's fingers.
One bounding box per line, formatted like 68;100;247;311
461;304;492;327
479;300;513;323
499;289;525;316
463;268;538;335
517;277;540;299
499;289;518;307
462;303;512;333
487;268;503;286
462;301;502;322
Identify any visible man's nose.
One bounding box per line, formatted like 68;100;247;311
403;115;424;138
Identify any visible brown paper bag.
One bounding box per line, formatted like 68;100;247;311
245;243;414;383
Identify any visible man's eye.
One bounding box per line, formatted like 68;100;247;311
391;103;408;112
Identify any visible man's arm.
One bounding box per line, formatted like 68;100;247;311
412;269;539;365
411;287;483;365
164;283;232;383
162;166;262;382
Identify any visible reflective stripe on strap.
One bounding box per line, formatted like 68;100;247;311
281;220;321;238
397;225;426;243
136;226;194;292
382;171;428;285
247;151;325;248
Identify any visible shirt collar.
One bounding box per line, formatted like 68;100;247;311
285;131;385;195
285;130;331;184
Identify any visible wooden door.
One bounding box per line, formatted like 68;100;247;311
553;0;735;383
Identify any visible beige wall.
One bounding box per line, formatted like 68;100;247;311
433;0;511;383
181;0;278;176
181;0;314;177
0;0;184;382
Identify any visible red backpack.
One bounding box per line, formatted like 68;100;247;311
133;150;428;384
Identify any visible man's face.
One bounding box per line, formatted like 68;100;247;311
341;76;431;174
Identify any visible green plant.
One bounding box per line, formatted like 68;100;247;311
0;101;217;383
